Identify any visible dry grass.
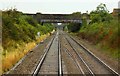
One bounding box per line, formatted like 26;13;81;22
0;45;3;75
2;33;50;74
36;33;50;43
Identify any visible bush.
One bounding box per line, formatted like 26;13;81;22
79;18;118;49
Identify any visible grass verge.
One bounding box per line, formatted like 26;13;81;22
2;33;50;74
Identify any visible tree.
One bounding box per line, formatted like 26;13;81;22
90;3;112;23
71;12;82;19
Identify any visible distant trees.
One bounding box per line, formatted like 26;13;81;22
90;3;113;23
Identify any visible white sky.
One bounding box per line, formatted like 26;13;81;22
0;0;119;14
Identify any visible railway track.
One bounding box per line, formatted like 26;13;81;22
60;31;119;75
60;32;94;75
68;36;119;75
32;30;119;76
65;37;94;75
32;31;63;76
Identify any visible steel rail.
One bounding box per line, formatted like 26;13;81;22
58;36;63;76
32;34;56;76
69;35;120;76
65;37;95;76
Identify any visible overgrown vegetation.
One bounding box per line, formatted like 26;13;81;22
79;3;119;58
2;9;54;73
68;3;119;59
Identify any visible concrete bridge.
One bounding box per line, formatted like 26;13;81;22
24;13;82;23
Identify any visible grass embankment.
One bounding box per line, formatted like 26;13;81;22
78;18;119;59
1;9;55;74
2;33;50;73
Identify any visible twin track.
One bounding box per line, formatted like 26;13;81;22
32;30;119;76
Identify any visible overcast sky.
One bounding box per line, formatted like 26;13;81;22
0;0;119;14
